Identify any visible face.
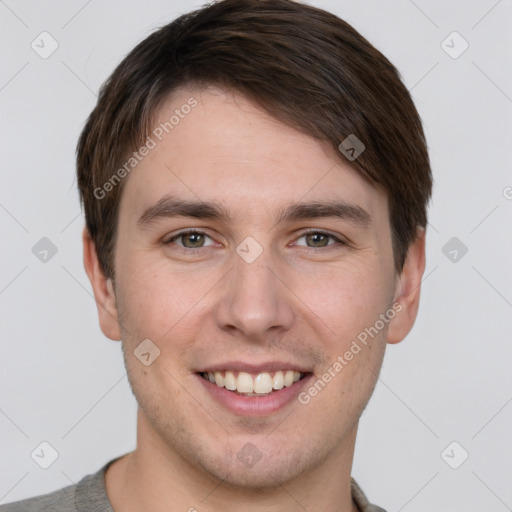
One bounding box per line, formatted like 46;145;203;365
86;86;423;489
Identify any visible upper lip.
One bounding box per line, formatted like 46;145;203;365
198;361;312;374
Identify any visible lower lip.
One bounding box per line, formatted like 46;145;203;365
196;373;313;416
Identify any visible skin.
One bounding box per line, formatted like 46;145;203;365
84;85;426;511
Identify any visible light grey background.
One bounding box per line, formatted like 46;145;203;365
1;1;511;510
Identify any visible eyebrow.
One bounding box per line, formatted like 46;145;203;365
137;195;231;226
275;200;371;227
137;195;371;228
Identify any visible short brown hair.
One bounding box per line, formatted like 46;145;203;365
77;0;432;278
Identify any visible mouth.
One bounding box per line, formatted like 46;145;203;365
199;369;307;396
195;362;314;416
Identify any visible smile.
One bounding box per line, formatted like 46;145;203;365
200;370;305;395
197;362;313;416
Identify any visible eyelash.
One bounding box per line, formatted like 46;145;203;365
164;229;346;249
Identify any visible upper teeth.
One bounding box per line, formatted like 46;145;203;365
204;370;302;394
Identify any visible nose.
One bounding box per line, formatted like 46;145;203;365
214;244;295;340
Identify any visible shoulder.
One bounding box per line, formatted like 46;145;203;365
0;482;77;512
0;459;116;512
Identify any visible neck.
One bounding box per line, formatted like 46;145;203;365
105;409;359;512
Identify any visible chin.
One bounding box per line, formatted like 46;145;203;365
200;453;307;490
187;436;320;491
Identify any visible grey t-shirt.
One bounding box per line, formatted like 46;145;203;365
0;457;386;511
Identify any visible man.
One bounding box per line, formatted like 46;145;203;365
1;0;431;510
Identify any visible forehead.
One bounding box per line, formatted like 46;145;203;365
118;85;387;221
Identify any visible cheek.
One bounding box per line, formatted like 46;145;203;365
298;262;393;409
114;254;221;344
293;260;394;344
299;270;390;415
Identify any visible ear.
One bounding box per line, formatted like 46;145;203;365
387;227;426;345
82;227;122;341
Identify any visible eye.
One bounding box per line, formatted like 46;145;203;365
165;230;216;249
294;231;344;248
